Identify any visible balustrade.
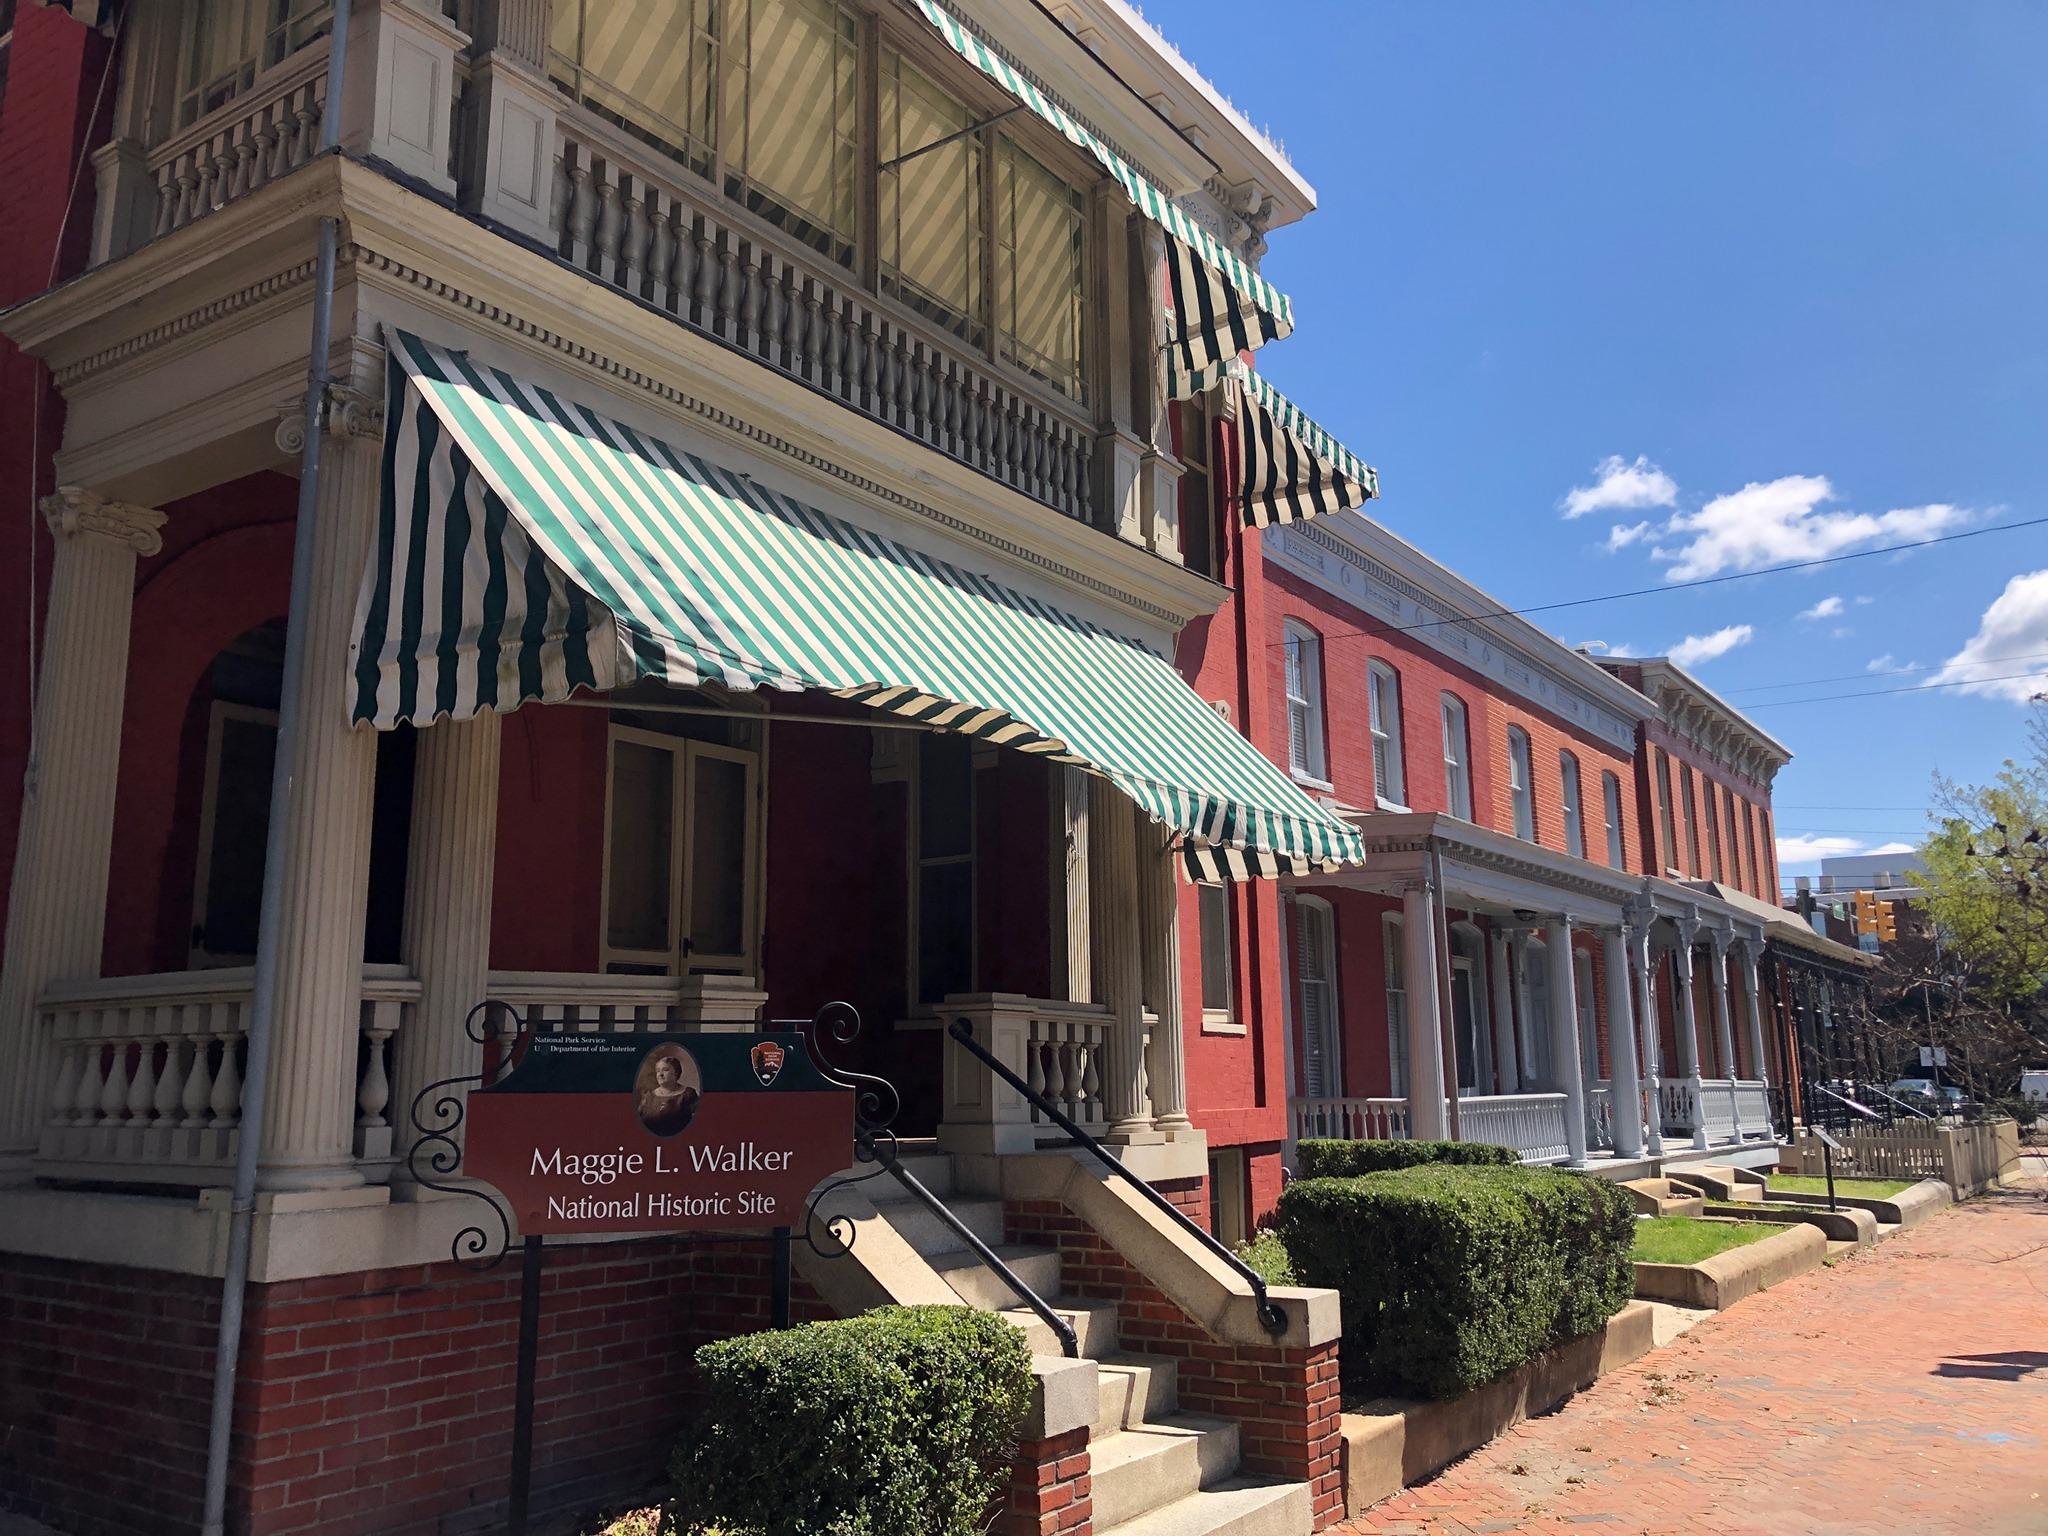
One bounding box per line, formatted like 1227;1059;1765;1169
1734;1079;1773;1140
1458;1092;1571;1164
1022;1002;1114;1136
1586;1083;1615;1152
1290;1096;1409;1144
1659;1078;1701;1135
1697;1078;1740;1146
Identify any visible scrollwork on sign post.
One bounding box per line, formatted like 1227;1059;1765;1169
799;1000;902;1260
406;999;520;1271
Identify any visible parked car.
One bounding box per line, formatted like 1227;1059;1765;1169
2021;1069;2048;1106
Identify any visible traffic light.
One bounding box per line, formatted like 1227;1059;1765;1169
1875;900;1897;943
1852;889;1879;935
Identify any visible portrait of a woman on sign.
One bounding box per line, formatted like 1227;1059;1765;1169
633;1044;702;1136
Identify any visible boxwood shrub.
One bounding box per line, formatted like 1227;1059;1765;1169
671;1305;1030;1536
1275;1164;1636;1401
1295;1137;1518;1179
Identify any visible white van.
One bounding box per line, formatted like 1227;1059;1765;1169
2021;1069;2048;1106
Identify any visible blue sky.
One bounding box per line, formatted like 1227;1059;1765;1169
1157;2;2048;881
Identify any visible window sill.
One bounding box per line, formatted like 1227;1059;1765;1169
1375;798;1410;814
1200;1008;1246;1036
1291;771;1335;794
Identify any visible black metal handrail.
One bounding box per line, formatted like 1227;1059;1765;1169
949;1016;1289;1337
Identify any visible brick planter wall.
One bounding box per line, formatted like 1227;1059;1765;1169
1005;1198;1344;1529
996;1425;1091;1536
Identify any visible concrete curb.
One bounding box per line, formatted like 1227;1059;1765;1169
1702;1199;1878;1246
1763;1178;1952;1229
1632;1220;1826;1309
1338;1300;1657;1517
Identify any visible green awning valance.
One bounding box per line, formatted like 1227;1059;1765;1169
352;330;1364;880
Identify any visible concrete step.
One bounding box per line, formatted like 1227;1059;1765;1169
1090;1413;1241;1530
858;1150;956;1202
879;1195;1007;1258
1098;1476;1312;1536
931;1245;1063;1309
1000;1298;1121;1357
1665;1164;1760;1202
1620;1178;1705;1217
1094;1353;1179;1433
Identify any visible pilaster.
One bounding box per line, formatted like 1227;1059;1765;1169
1090;782;1159;1144
1487;927;1519;1094
1138;823;1192;1134
0;490;164;1175
338;0;467;196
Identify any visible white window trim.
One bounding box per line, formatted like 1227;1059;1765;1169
1283;622;1329;787
1382;910;1406;1099
1368;661;1407;811
1295;894;1342;1100
1440;694;1472;821
1507;727;1535;842
1560;751;1585;860
190;698;278;969
1603;771;1626;869
1197;882;1244;1035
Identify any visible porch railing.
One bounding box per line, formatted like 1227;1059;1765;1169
939;994;1118;1153
483;970;767;1032
1698;1079;1740;1146
1659;1078;1701;1135
550;112;1098;528
1291;1096;1408;1143
1459;1092;1571;1164
35;963;415;1188
1586;1083;1615;1151
1733;1079;1773;1138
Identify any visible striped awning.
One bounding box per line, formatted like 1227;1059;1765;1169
1233;362;1379;529
352;331;1364;880
908;0;1290;401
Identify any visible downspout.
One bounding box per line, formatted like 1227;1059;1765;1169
200;4;354;1531
1429;839;1459;1141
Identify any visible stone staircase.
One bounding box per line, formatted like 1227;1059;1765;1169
873;1151;1312;1536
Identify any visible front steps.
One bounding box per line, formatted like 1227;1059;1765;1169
866;1150;1311;1536
1620;1177;1705;1216
1664;1164;1763;1202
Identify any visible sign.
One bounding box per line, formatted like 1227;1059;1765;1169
1918;1045;1948;1067
465;1031;853;1236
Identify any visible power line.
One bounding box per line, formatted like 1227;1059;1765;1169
1277;513;2048;648
1722;649;2048;696
1739;668;2048;710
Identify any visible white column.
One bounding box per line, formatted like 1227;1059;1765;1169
1671;914;1708;1151
1138;820;1191;1134
1059;767;1091;1003
1507;929;1536;1086
392;713;502;1178
1601;927;1643;1157
1544;920;1589;1166
1402;883;1448;1139
0;490;164;1174
1626;897;1664;1157
1488;927;1520;1094
1090;781;1159;1143
1739;939;1770;1091
255;436;385;1190
1708;926;1739;1137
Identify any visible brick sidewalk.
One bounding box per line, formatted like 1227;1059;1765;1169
1334;1178;2048;1536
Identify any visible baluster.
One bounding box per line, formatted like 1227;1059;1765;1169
858;311;881;411
894;330;915;428
270;100;298;181
228;134;256;202
690;215;716;326
126;1015;161;1123
153;1010;186;1125
99;1028;132;1124
210;1003;244;1127
358;1004;396;1131
181;1018;216;1127
593;161;624;283
152;165;178;237
294;97;322;168
647;194;677;311
189;147;218;221
73;1019;108;1124
758;254;785;365
783;263;805;373
740;246;765;357
48;1035;80;1127
1026;1031;1047;1122
715;225;743;338
803;278;826;384
549;142;573;257
972;380;994;471
620;178;651;296
566;148;597;270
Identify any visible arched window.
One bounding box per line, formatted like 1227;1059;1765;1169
1602;771;1626;869
1440;694;1472;820
1368;661;1406;808
1507;726;1536;841
1520;936;1554;1087
1560;751;1585;858
1449;922;1487;1094
1283;622;1327;782
1294;897;1342;1099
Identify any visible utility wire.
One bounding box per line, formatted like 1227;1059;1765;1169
1738;668;2048;710
1722;649;2048;696
1276;514;2048;648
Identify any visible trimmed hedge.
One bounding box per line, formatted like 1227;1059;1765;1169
1295;1137;1518;1179
1275;1164;1636;1400
672;1305;1030;1536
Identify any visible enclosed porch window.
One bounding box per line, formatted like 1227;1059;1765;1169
174;0;334;129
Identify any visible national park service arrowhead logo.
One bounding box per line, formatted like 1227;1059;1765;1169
750;1040;786;1087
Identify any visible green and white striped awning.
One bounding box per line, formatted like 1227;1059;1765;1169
352;331;1364;880
1233;361;1379;529
909;0;1290;401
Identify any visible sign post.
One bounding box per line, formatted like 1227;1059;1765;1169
1811;1125;1845;1212
411;1011;859;1536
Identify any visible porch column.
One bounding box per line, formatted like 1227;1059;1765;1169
1090;781;1159;1144
1543;920;1589;1166
1487;927;1520;1094
1138;822;1192;1135
1670;914;1709;1151
393;713;502;1178
1600;927;1643;1157
1625;896;1663;1157
254;435;385;1190
1708;923;1740;1137
1738;939;1770;1092
1507;929;1536;1086
0;490;164;1175
1058;767;1091;1003
1402;881;1448;1140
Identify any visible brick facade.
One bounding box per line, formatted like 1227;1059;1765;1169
996;1427;1091;1536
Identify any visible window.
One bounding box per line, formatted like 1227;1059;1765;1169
1198;883;1237;1030
1207;1148;1249;1249
1368;663;1406;807
175;0;335;130
1573;949;1600;1081
1520;938;1553;1087
1295;898;1341;1099
1704;783;1725;882
1507;726;1535;841
603;709;762;976
1680;763;1702;876
1743;801;1761;897
0;0;15;113
995;138;1088;402
1381;912;1406;1097
1725;786;1744;889
1602;771;1626;869
912;733;976;1005
1560;751;1585;859
1449;926;1485;1094
551;0;718;175
879;46;984;343
1283;623;1326;782
1175;394;1221;580
1655;753;1679;874
193;701;280;965
1440;695;1472;820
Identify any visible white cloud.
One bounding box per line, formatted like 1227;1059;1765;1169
1651;474;1969;582
1869;841;1917;856
1797;595;1844;621
1853;595;1876;606
1830;625;1855;640
1668;624;1755;669
1926;570;2048;703
1866;653;1896;672
1776;834;1867;864
1562;455;1679;520
1604;520;1653;552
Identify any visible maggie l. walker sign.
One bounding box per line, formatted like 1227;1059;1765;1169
464;1029;854;1235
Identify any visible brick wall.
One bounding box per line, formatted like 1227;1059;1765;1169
996;1426;1090;1536
1005;1199;1344;1529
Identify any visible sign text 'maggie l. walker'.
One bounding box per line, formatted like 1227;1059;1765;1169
463;1030;852;1235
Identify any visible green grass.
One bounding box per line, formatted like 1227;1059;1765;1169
1766;1174;1915;1199
1631;1216;1777;1266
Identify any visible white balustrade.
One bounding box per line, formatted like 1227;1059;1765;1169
1734;1079;1773;1140
1291;1096;1410;1144
1659;1079;1701;1135
1025;1001;1114;1136
1586;1083;1615;1151
482;971;767;1034
1458;1093;1571;1164
1698;1079;1741;1147
550;118;1097;527
36;964;413;1187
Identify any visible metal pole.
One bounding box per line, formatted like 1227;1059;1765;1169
199;6;353;1531
1823;1141;1837;1213
508;1235;544;1536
